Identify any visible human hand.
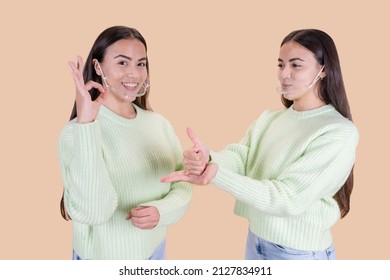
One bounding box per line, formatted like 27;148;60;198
183;128;210;175
160;162;218;185
126;206;160;230
68;56;106;123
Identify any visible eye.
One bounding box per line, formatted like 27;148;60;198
118;60;128;66
138;62;147;67
277;63;284;69
292;63;302;68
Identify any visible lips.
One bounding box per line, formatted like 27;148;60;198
122;82;138;89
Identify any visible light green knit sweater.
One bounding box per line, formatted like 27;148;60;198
211;104;358;251
58;104;192;259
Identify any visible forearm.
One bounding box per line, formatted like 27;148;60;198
211;143;356;217
141;182;192;227
60;121;118;225
210;146;247;175
211;167;299;216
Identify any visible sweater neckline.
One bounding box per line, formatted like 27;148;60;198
99;103;143;126
287;104;335;119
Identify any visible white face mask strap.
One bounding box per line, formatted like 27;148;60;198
308;65;325;88
94;60;109;88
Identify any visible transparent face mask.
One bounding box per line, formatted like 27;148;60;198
95;60;149;100
276;65;325;95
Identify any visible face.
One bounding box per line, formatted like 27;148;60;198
277;41;325;108
95;39;148;102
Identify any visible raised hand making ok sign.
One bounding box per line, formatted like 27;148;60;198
68;55;107;124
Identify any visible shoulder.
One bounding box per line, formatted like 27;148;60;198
136;106;176;132
251;107;287;127
320;109;359;142
261;107;286;118
138;107;172;126
301;110;359;153
58;118;78;156
59;118;78;140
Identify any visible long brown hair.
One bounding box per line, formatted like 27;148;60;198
60;26;152;220
280;29;354;218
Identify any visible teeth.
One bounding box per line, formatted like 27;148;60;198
122;82;138;88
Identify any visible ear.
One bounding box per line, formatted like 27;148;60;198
320;65;327;79
92;59;102;76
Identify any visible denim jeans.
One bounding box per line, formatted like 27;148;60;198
245;229;336;260
147;240;166;260
72;240;166;260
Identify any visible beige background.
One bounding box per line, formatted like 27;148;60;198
1;0;389;260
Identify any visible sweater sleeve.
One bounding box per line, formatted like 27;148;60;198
210;132;251;175
141;120;192;227
58;120;118;225
211;110;279;174
211;124;359;217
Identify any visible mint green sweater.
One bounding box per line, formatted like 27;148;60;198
58;104;192;259
211;105;358;251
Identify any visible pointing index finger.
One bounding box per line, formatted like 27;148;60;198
186;127;203;150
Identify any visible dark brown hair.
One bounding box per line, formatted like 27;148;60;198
280;29;354;218
61;26;152;220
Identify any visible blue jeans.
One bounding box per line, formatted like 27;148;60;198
72;240;166;260
245;229;336;260
147;240;166;260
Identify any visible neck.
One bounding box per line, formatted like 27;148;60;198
293;100;326;111
293;98;326;111
292;91;325;112
103;98;137;119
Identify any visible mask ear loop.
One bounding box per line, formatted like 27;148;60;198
138;78;150;96
308;65;325;89
93;59;109;88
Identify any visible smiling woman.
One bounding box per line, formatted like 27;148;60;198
58;26;192;260
94;42;150;100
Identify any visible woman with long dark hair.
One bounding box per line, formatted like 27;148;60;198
59;26;192;260
162;29;358;260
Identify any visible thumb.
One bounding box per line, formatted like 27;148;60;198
198;163;218;185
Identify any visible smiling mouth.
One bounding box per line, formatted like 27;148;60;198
122;82;138;90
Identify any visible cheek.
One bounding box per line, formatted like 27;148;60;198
141;69;148;80
277;69;283;81
295;68;315;80
293;72;310;84
108;68;122;79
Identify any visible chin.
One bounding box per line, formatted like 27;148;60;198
121;96;136;103
112;92;136;103
282;94;295;101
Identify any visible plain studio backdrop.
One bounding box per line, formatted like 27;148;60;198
0;0;388;260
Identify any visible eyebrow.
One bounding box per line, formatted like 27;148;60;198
114;54;147;62
278;58;305;63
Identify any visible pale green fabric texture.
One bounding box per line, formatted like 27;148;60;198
59;104;192;259
211;105;358;251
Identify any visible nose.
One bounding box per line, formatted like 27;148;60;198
281;67;292;79
126;65;140;78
